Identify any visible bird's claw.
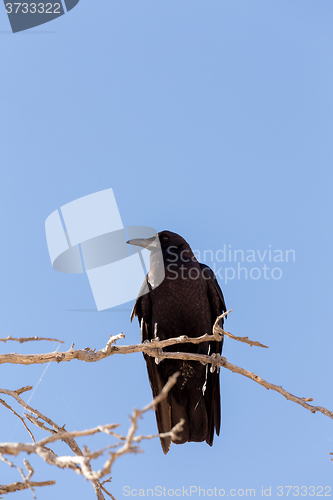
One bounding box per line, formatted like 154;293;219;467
210;353;221;373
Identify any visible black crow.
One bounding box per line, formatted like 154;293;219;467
127;230;226;454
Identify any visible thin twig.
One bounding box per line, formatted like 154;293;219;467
0;479;56;495
212;312;268;348
0;336;64;344
0;453;54;497
0;398;35;443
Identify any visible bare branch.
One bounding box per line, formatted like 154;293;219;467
0;453;55;497
0;398;35;443
0;479;56;495
0;373;180;499
0;386;106;498
1;311;332;499
219;356;333;420
0;336;64;344
212;312;268;348
35;424;121;448
145;350;333;420
0;387;82;454
0;317;331;421
0;333;125;365
0;324;267;367
96;371;181;478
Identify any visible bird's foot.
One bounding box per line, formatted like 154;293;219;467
210;353;222;373
151;347;163;365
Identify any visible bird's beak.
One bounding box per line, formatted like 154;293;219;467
126;235;160;250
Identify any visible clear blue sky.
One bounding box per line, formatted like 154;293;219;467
1;1;333;498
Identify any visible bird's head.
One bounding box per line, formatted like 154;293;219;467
127;230;196;262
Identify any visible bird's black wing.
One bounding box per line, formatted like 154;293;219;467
199;263;227;320
199;263;226;446
131;280;172;454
